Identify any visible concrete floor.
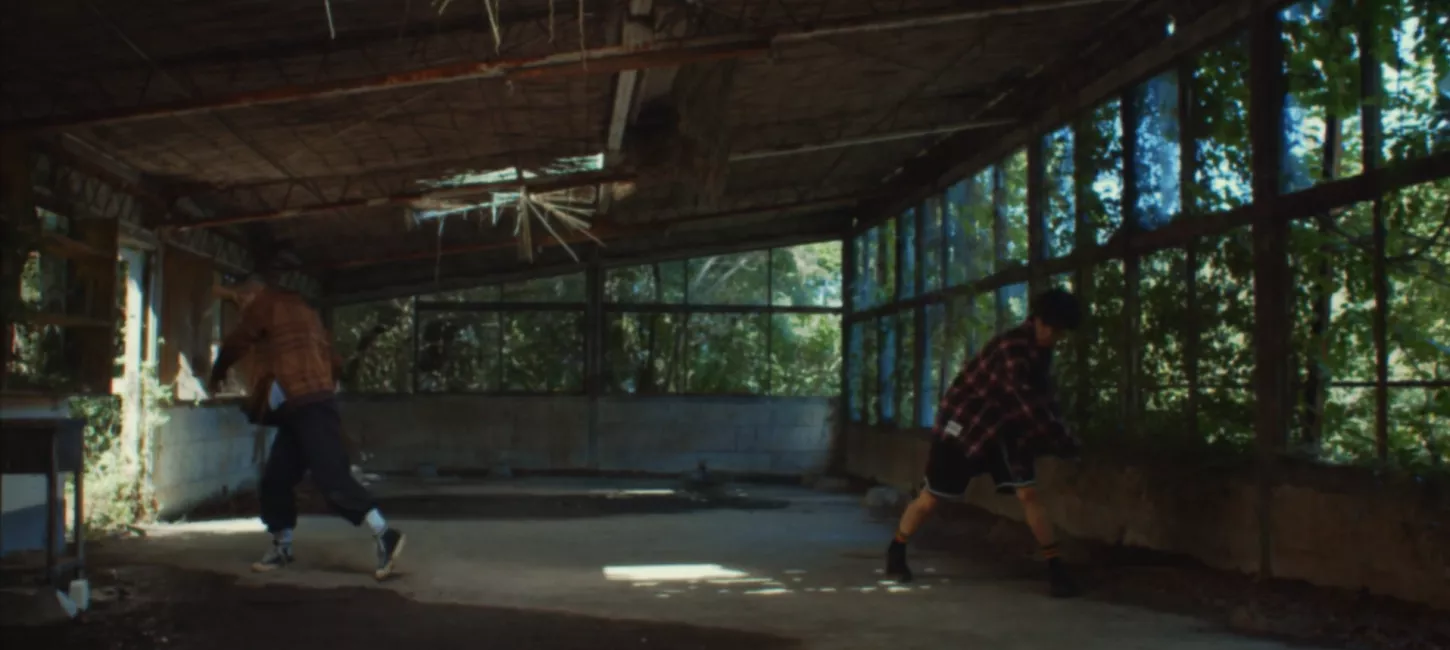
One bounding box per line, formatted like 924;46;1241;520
93;478;1319;650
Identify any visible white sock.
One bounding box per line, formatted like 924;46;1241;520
273;528;293;548
364;509;388;537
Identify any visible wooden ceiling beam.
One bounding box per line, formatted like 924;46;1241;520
3;0;1126;133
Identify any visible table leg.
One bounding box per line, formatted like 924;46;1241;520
45;434;57;587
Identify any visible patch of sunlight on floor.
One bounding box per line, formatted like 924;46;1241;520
144;519;261;537
603;564;748;582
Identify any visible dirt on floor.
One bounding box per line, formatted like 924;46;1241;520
1;564;804;650
917;504;1450;650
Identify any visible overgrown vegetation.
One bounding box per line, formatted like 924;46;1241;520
67;363;172;536
849;0;1448;475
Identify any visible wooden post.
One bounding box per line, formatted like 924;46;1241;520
1248;6;1287;580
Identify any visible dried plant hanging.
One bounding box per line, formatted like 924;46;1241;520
323;0;337;39
433;0;456;16
549;0;556;43
483;0;503;53
578;0;587;71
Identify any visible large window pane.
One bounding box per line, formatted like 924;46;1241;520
1043;126;1077;258
896;310;916;428
1085;260;1127;437
944;181;971;287
333;298;414;393
1001;282;1029;326
922;302;949;427
855;228;879;310
605;264;656;303
899;209;918;299
879;218;898;305
1139;248;1191;434
921;197;945;292
862;318;880;424
503;311;584;392
954;169;997;283
686;313;767;393
1198;226;1255;448
879;315;898;424
772;241;843;307
1384;180;1450;382
1080;99;1125;245
503;273;586;302
416;311;500;392
1132;71;1182;230
848;322;865;422
1280;0;1364;193
605;313;686;394
771;314;842;396
1000;150;1030;265
1376;0;1450;164
1190;34;1253;213
687;251;769;305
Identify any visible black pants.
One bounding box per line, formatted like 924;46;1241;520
259;398;376;532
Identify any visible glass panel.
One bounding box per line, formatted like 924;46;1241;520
502;311;584;392
771;314;842;397
1080;99;1125;245
897;310;916;428
1197;226;1255;448
332;298;414;393
1280;0;1364;193
416;311;500;392
899;208;918;299
921;196;945;292
659;260;686;304
1138;248;1191;434
771;241;844;307
922;302;948;427
502;273;586;302
879;218;898;306
856;228;879;309
848;322;864;422
604;264;656;303
1000;150;1030;264
605;313;686;394
418;285;499;302
879;316;898;425
1001;282;1030;326
1132;71;1182;230
862;318;880;425
963;168;997;281
686;313;768;393
1388;388;1448;470
1376;0;1450;164
944;180;972;287
1191;34;1253;213
1043;126;1077;258
1085;260;1127;437
686;251;769;305
1383;180;1450;382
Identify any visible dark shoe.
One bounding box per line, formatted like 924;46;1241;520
252;543;293;573
885;540;913;583
1047;558;1080;598
374;528;406;580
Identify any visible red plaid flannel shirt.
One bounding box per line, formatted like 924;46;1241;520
933;323;1079;460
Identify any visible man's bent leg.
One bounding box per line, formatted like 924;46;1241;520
288;399;407;580
888;440;972;582
1015;486;1079;598
255;427;307;572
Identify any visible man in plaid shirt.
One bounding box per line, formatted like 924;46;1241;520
210;273;406;581
886;288;1084;598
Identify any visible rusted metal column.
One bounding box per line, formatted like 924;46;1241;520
1358;7;1390;464
1120;93;1142;438
1248;6;1287;580
1179;61;1202;444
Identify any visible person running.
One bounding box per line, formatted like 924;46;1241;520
209;273;406;580
885;287;1084;598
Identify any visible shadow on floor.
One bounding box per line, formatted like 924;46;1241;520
1;565;804;650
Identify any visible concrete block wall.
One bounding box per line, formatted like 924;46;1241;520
841;426;1450;611
340;395;836;476
151;404;269;519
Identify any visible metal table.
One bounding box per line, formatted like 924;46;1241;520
0;418;86;587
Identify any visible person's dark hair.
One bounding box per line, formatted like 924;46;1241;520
1031;288;1083;331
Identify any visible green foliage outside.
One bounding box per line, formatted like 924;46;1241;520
848;0;1448;474
332;241;844;397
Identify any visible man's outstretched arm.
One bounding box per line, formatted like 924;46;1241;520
209;296;267;391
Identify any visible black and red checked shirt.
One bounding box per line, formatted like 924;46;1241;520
933;323;1079;460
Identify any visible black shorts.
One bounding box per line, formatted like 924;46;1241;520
923;436;1036;498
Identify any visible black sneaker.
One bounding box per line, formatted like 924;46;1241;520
1047;558;1080;598
252;543;293;573
885;540;913;583
374;528;406;580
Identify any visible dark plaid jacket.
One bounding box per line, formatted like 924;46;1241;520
933;323;1079;460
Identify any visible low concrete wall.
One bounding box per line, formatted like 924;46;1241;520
0;400;73;557
341;395;837;476
151;403;269;520
842;426;1450;611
